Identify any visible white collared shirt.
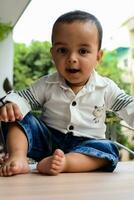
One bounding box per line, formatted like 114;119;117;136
4;71;134;138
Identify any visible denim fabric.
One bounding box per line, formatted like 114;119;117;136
2;112;119;172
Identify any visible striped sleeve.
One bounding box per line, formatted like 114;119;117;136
111;93;134;112
17;88;41;109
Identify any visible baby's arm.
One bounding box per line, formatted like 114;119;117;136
105;78;134;128
0;76;46;122
0;91;31;122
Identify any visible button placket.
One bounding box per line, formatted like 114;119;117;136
69;125;74;130
67;124;74;132
67;99;77;135
72;101;77;106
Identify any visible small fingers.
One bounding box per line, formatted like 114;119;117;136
12;104;23;120
0;106;9;122
0;103;23;122
5;103;16;121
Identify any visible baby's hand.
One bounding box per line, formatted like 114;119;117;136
0;102;23;122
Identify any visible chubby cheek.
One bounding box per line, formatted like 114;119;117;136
81;62;94;72
55;63;66;74
58;60;67;69
82;70;92;79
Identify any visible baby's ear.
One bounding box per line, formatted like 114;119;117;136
50;47;55;60
50;47;53;55
97;50;103;62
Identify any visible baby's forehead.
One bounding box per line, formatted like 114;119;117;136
52;21;98;37
51;21;99;46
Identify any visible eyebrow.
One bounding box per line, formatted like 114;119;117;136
79;44;91;48
53;42;91;48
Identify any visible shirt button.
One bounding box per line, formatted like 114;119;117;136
72;101;76;106
69;125;74;130
66;131;73;136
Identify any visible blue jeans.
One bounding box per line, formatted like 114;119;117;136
2;112;119;172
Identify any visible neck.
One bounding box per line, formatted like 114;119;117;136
71;85;84;94
66;81;86;94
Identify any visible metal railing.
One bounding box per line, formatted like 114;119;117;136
110;122;134;157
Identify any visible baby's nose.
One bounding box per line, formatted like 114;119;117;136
67;53;77;64
68;59;77;64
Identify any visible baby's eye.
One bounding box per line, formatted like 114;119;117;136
79;48;89;55
57;47;68;54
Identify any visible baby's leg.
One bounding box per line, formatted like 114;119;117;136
37;149;109;175
0;123;30;176
63;151;109;172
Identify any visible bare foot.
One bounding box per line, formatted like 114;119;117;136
37;149;66;175
0;156;30;176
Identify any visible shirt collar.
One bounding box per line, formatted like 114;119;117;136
45;71;108;91
45;72;70;90
84;70;108;91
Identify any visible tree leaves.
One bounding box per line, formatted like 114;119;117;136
13;41;55;90
0;21;12;41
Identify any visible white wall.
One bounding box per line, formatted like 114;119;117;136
0;32;13;98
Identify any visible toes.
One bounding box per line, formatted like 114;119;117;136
51;156;64;167
0;165;10;176
54;149;64;158
37;149;65;175
50;151;65;173
0;161;29;176
52;149;64;163
0;162;16;176
52;155;63;163
51;162;61;170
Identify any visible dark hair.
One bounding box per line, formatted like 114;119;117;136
51;10;103;50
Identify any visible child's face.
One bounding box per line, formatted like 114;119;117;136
51;21;103;89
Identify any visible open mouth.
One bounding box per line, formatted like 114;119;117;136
66;68;80;73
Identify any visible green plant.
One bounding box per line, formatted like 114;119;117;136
0;21;13;41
